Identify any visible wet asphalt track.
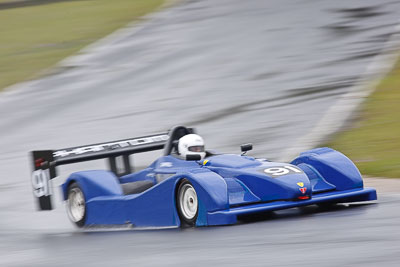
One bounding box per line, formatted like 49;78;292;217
1;0;400;266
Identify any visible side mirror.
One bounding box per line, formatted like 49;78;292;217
240;143;253;154
186;154;201;161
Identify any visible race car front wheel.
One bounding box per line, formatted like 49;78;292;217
66;182;86;227
176;179;198;226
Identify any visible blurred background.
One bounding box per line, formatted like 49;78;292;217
0;0;400;266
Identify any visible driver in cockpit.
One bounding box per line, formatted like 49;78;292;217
177;134;206;160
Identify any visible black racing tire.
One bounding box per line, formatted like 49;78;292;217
66;182;86;228
176;179;199;227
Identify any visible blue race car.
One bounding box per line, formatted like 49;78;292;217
30;126;377;228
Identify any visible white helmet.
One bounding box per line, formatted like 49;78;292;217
178;134;206;160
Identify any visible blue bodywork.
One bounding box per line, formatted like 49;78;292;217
61;147;377;227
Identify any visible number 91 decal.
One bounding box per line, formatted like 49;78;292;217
262;165;302;177
31;169;52;197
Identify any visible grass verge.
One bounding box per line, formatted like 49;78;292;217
326;56;400;178
0;0;164;91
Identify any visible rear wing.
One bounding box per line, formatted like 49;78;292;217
31;132;171;210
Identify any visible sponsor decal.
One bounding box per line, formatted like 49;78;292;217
203;160;209;166
299;187;307;194
297;182;304;187
53;134;169;158
160;162;173;168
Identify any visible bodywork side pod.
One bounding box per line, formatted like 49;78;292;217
61;171;123;201
291;147;363;191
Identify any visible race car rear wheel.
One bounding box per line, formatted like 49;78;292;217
66;183;86;227
176;179;198;226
